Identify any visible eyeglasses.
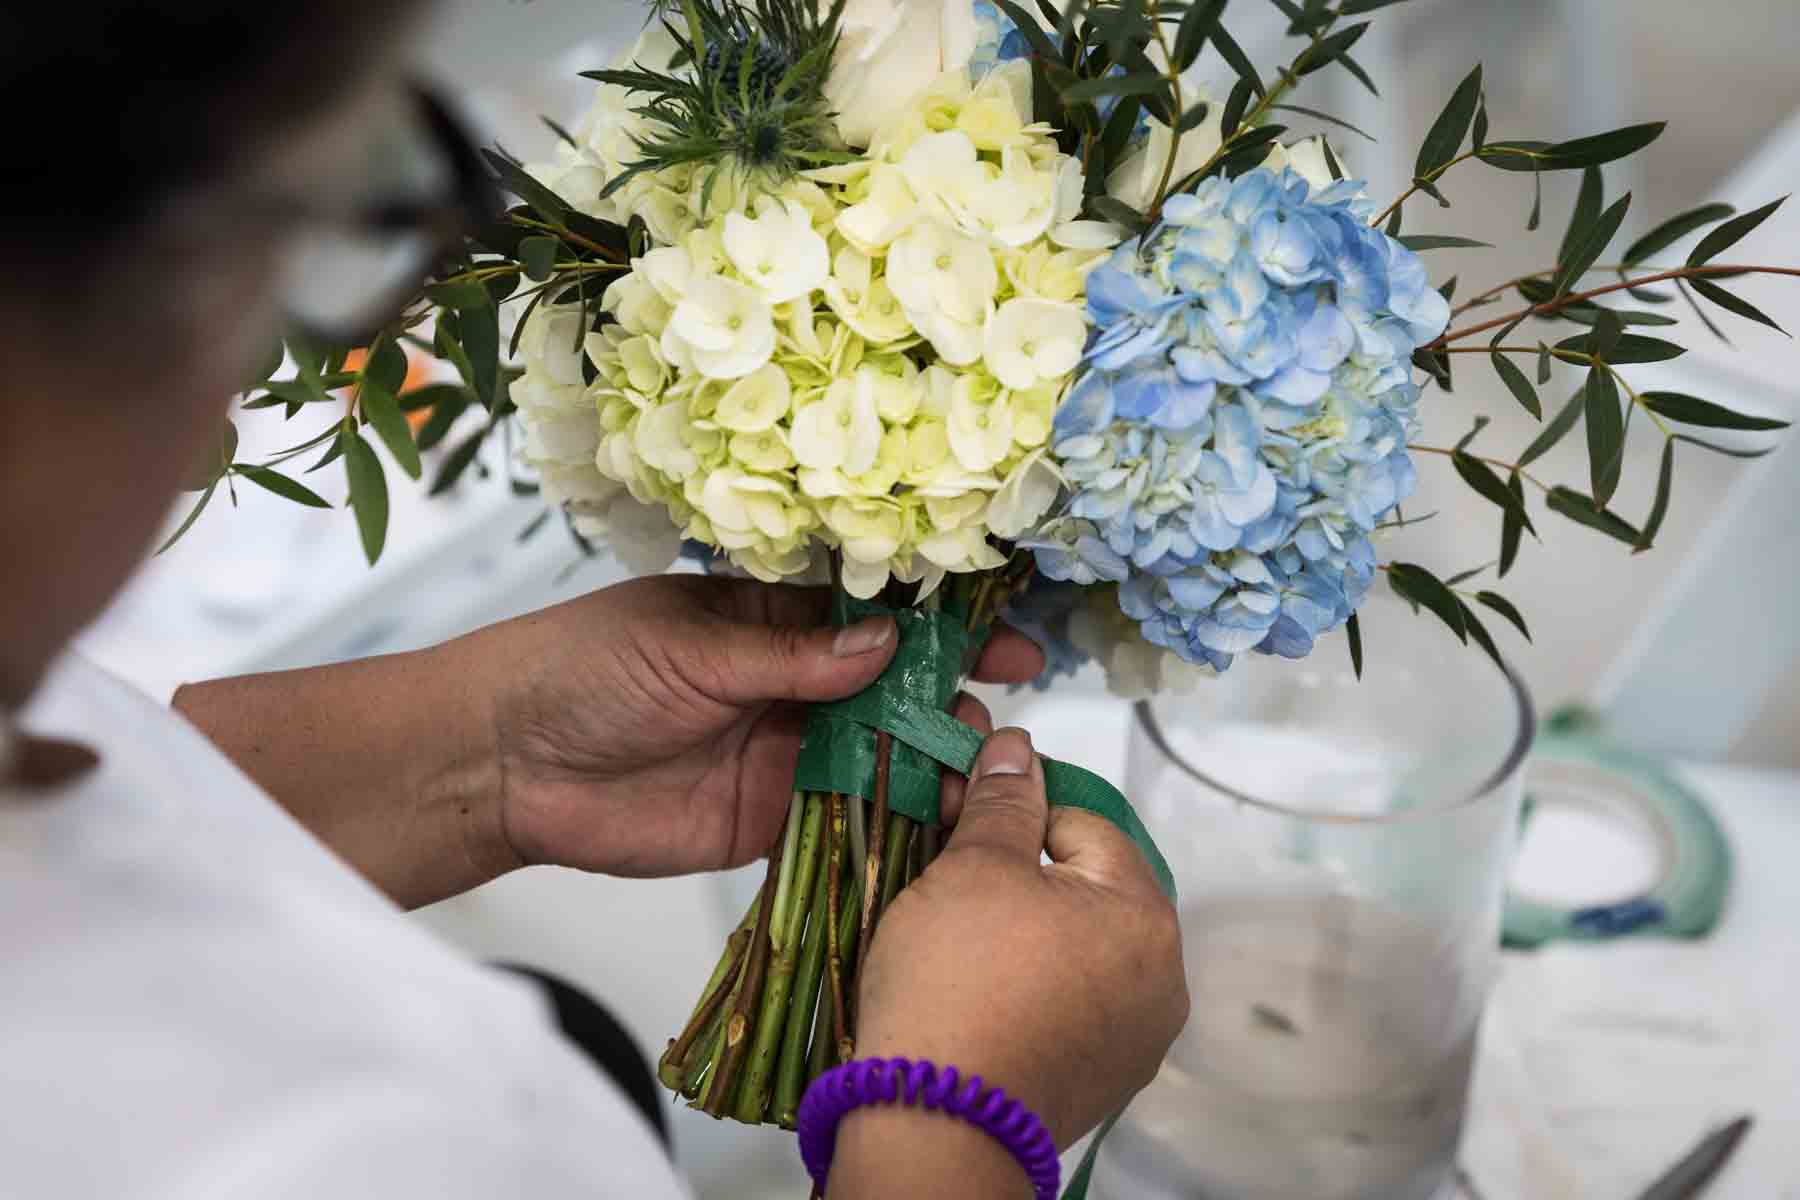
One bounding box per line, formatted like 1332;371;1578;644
273;85;499;345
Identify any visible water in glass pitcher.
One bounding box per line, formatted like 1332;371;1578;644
1093;893;1477;1200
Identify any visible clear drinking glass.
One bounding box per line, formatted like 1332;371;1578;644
1093;598;1534;1200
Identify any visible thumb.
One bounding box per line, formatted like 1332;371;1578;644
947;729;1048;862
705;613;896;705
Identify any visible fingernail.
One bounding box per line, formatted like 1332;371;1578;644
975;728;1032;779
833;617;893;658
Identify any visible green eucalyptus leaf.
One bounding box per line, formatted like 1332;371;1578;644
156;478;220;555
1221;76;1255;139
415;389;472;452
1416;64;1483;180
234;464;331;509
1491;350;1542;419
1584;364;1625;507
481;147;572;226
1634;438;1674;553
1638;391;1791;431
1088;196;1149;232
344;432;390;565
1459;600;1506;672
1398;235;1493;251
431;427;487;495
1537;341;1553;383
426;281;492;311
1173;0;1226;71
1621;202;1735;265
1559;166;1604;267
1453;449;1536;533
1518;387;1585;468
249;342;285;389
1555;331;1685;364
1210;23;1264;96
1526;161;1543;230
992;0;1059;58
1388;562;1467;643
1455;414;1489;451
360;381;421;480
306;432;348;474
1062;73;1173;105
1687;195;1786;266
1689;277;1789;335
1499;472;1526;577
1472;96;1489;150
362;337;407;395
1270;104;1375;142
1553;192;1631;297
1334;50;1380;97
182;420;240;491
1345;611;1363;679
1475;591;1532;641
1670;433;1777;459
1547;486;1641;544
519;236;559;282
1480;123;1665;172
399;382;472;413
1445;563;1493;587
1339;0;1412;12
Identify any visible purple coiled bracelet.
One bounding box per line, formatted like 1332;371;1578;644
795;1057;1059;1199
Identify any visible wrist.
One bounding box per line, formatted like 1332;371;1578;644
831;1105;1033;1199
409;640;525;893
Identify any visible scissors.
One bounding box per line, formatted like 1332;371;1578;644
1454;1114;1752;1200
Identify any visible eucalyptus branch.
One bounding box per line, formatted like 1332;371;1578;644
1427;264;1800;347
1146;0;1185;216
1407;443;1551;493
507;214;628;261
1371;148;1477;230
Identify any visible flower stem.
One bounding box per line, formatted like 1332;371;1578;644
852;735;892;1025
659;915;752;1091
701;815;788;1115
825;792;851;1064
768;792;804;954
735;793;825;1121
1369;150;1478;231
1426;264;1800;348
878;810;912;916
1406;443;1553;493
774;808;836;1126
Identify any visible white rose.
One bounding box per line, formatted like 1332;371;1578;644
1262;135;1339;194
1107;89;1224;213
825;0;981;148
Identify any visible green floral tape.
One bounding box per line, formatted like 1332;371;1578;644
794;598;1177;902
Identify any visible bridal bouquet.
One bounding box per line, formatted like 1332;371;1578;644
191;0;1794;1190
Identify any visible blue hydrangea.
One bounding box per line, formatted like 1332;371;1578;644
1027;167;1450;671
968;2;1034;80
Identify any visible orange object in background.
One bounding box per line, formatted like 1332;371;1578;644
342;345;438;432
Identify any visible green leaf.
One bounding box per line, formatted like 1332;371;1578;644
1210;23;1264;96
1638;391;1790;431
344;433;390;565
1455;414;1489;451
1553;192;1631;297
992;0;1059;58
1345;611;1363;679
360;381;421;480
1555;331;1685;364
1475;591;1532;641
1479;123;1665;172
248;342;286;389
481;147;572;227
1671;433;1777;459
1453;449;1536;533
1459;600;1506;672
1220;76;1255;138
1491;350;1542;419
1584;364;1625;507
1399;235;1493;252
1339;0;1412;11
519;235;559;282
1559;166;1604;266
1518;387;1584;468
1554;305;1679;328
363;337;408;395
431;428;487;496
461;296;501;412
1445;563;1493;587
1062;73;1173;105
425;281;493;311
414;389;472;452
1687;195;1787;266
306;434;348;474
1173;0;1226;71
1689;277;1789;335
1589;307;1624;362
1635;438;1674;553
1176;101;1213;134
234;464;331;508
1547;486;1641;544
1388;562;1467;643
156;478;220;556
1270;104;1376;142
399;382;472;413
182;420;239;491
1526;161;1543;230
1472;96;1489;150
1622;202;1735;265
1088;196;1149;231
1439;275;1458;303
1537;341;1553;383
1416;64;1483;179
1676;276;1733;345
1334;50;1380;97
1499;472;1526;577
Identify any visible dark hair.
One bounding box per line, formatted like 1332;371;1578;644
2;3;415;242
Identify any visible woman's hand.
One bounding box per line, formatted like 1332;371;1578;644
466;574;1044;878
830;728;1189;1198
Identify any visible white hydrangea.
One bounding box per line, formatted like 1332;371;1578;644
512;57;1120;598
